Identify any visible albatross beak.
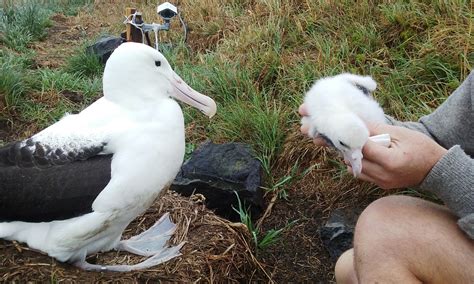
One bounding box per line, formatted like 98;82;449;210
170;71;217;118
344;148;363;177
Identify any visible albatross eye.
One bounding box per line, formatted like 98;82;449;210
155;60;161;67
339;140;348;148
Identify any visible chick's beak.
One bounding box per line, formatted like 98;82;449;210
343;148;363;177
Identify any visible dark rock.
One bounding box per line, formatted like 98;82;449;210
320;209;360;262
171;141;263;222
86;36;125;64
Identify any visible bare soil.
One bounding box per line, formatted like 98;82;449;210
32;13;101;68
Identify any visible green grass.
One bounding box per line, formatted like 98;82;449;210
173;55;289;175
37;69;101;100
48;0;94;16
0;45;102;129
65;44;104;78
0;56;100;128
210;94;287;176
263;161;317;200
0;50;31;108
0;1;101;135
0;1;52;51
177;0;471;165
0;0;94;52
233;191;297;252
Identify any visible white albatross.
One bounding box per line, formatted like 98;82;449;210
0;42;217;271
302;73;390;177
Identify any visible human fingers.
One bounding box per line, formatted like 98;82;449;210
347;165;378;184
298;104;309;116
366;122;402;137
362;139;391;163
313;136;329;147
300;123;309;135
346;156;387;182
300;124;328;146
359;159;388;182
298;104;328;147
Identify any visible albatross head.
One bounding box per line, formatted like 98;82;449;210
103;42;216;118
324;113;369;177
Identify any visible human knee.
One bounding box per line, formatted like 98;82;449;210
354;195;419;244
352;196;423;282
335;249;357;284
353;196;474;283
357;196;404;228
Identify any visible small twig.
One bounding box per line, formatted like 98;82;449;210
25;263;52;266
255;192;278;230
220;243;235;256
12;241;23;253
247;245;274;283
177;215;191;244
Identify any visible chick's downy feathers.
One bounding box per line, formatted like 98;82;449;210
302;73;387;176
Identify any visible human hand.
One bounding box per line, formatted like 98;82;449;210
298;104;329;146
347;123;447;189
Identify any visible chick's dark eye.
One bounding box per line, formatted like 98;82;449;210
339;140;348;148
155;60;161;67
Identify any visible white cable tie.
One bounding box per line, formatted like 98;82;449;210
178;12;187;43
154;28;159;51
368;134;391;147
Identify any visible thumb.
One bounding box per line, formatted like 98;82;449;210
362;138;391;162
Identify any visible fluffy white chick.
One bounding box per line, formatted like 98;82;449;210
302;73;386;177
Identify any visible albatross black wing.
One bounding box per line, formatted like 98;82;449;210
0;141;112;222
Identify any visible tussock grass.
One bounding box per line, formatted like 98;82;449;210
0;46;102;136
170;54;288;174
0;50;31;109
65;46;103;78
211;93;287;175
0;1;101;137
164;0;471;183
48;0;94;16
37;69;101;101
0;1;51;51
233;191;297;252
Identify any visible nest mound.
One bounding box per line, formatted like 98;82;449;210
0;192;268;282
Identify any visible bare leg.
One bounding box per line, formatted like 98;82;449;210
335;248;358;284
116;213;180;256
73;213;184;272
74;243;184;272
349;195;474;283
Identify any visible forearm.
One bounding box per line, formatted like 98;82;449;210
387;70;474;156
385;116;433;138
420;146;474;238
383;125;474;240
419;71;474;156
385;70;474;238
420;146;474;216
